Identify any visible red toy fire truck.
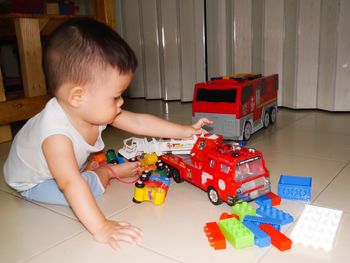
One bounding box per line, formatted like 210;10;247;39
160;133;271;205
192;74;278;140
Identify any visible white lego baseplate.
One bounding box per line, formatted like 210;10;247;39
290;204;342;251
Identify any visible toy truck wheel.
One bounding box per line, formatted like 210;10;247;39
207;187;222;205
263;112;270;128
270;107;277;124
132;198;142;203
135;181;145;188
140;171;151;182
243;122;252;141
171;168;184;183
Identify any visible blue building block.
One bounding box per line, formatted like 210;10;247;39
243;221;271;247
278;175;312;201
243;215;281;231
117;154;125;164
254;195;272;206
256;205;293;225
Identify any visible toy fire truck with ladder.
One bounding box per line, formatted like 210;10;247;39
160;133;271;205
118;133;271;206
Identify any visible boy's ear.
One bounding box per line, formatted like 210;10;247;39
68;86;85;107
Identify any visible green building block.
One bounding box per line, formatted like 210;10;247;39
232;201;256;221
218;218;254;249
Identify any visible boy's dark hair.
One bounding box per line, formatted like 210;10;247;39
43;18;137;95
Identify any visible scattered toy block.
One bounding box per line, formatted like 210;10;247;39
204;222;226;250
259;223;292;251
256;205;293;225
218;218;254;249
243;215;281;231
266;192;281;206
243;221;271;247
290;204;342;251
278;175;312;201
219;212;239;221
254;195;272;206
231;201;256;221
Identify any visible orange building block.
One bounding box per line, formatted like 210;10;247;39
92;151;107;164
204;222;226;250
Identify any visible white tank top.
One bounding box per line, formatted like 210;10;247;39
3;98;106;191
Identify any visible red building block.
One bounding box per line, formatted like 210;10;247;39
219;212;240;221
204;222;226;250
259;223;292;251
266;192;281;206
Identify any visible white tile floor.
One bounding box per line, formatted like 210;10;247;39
1;99;350;263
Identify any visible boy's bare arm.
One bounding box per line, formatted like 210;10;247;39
42;135;142;249
111;110;212;139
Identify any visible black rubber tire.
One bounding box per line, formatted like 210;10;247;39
172;168;184;183
263;112;270;128
207;187;223;205
270;107;277;124
243;122;252;141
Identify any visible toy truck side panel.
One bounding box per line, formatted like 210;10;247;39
192;74;278;140
162;154;237;203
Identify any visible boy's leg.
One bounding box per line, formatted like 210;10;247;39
20;171;105;206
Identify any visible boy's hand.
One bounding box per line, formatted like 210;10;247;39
93;219;143;250
191;118;213;136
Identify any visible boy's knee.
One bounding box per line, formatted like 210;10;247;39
81;171;105;197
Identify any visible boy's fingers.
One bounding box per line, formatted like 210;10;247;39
112;231;141;244
109;239;120;250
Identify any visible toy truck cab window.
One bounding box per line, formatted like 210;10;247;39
274;74;279;90
256;85;261;106
235;157;265;181
196;88;237;103
209;159;215;168
261;79;266;95
220;163;230;174
242;85;253;104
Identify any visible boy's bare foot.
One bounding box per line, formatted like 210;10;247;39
94;161;140;187
109;162;140;179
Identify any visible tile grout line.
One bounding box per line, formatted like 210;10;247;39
20;230;86;263
4;190;81;221
136;243;184;263
312;159;350;212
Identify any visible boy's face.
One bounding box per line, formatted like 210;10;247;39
82;66;132;125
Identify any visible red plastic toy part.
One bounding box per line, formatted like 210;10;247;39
204;222;226;250
266;192;281;206
192;74;278;140
219;212;239;221
259;223;292;251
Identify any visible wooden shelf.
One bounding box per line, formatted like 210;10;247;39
0;0;116;143
0;13;91;39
